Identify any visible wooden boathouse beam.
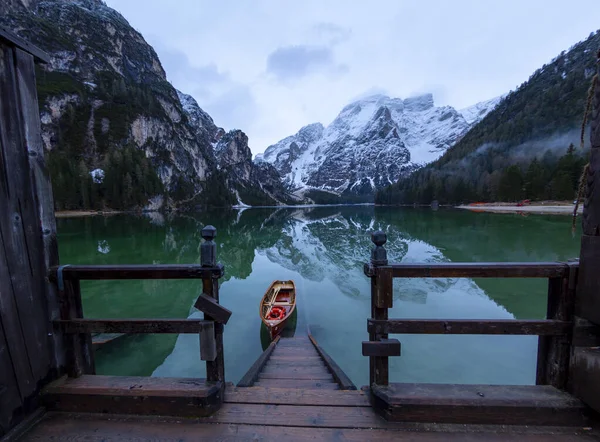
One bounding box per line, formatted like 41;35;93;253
570;49;600;414
0;28;59;437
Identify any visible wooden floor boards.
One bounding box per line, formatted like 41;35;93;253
21;412;600;441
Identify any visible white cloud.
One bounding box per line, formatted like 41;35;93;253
105;0;600;155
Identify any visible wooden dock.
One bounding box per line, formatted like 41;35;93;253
14;336;597;440
15;387;600;441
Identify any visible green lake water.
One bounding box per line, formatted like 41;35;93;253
56;206;582;388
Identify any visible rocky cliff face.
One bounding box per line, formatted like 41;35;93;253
258;94;500;200
1;0;282;209
211;130;293;206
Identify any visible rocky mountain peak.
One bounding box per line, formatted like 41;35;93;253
403;93;434;112
214;130;251;167
259;92;501;201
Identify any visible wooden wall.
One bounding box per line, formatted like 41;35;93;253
0;34;60;436
570;51;600;413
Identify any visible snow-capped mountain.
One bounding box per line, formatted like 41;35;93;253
258;93;500;199
459;95;504;125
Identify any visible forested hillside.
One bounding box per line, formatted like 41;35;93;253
376;30;600;205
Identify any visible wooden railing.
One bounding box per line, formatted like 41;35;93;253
50;225;229;384
362;231;579;390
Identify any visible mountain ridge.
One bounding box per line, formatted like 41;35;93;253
257;93;500;202
1;0;287;210
376;29;600;205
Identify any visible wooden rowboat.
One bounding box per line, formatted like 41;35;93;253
260;280;296;340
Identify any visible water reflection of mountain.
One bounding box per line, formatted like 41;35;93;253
58;206;575;382
374;208;582;318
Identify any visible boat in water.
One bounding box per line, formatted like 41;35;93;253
260;280;296;340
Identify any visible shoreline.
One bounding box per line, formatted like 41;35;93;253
55;210;123;218
457;202;581;215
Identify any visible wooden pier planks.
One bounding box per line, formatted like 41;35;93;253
371;383;588;426
245;336;344;389
42;375;223;417
20;412;600;441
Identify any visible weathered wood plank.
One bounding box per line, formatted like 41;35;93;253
20;413;600;441
237;335;280;387
0;219;35;401
42;375;222;417
369;319;571;335
205;403;388;428
194;293;231;324
370;276;389;386
536;276;572;389
58;280;94;377
259;372;332;380
271;348;319;356
254;380;339;390
267;360;325;367
0;43;37;400
225;386;371;406
570;347;600;414
199;321;216;362
14;47;61;374
572;317;600;347
10;47;53;385
0;26;49;63
362;339;401;357
308;334;356;390
261;366;330;376
202;273;224;383
269;356;321;362
14;47;63;374
375;266;393;308
574;235;600;325
388;262;568;278
371;383;587;426
54;318;216;334
582;58;600;234
0;317;24;435
50;264;223;280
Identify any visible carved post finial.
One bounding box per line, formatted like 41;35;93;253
200;225;217;267
370;230;388;267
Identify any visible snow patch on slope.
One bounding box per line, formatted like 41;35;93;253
459;95;504;125
260;93;500;195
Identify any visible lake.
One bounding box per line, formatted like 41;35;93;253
56;206;582;388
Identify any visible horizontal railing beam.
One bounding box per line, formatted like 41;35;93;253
368;319;572;336
50;264;223;280
386;262;572;279
54;319;216;334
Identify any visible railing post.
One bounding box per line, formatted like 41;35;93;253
59;277;94;377
200;225;225;384
536;268;574;389
365;231;391;386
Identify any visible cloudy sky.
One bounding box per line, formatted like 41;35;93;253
105;0;598;155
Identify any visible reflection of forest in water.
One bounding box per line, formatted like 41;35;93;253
57;206;582;318
57;206;581;378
